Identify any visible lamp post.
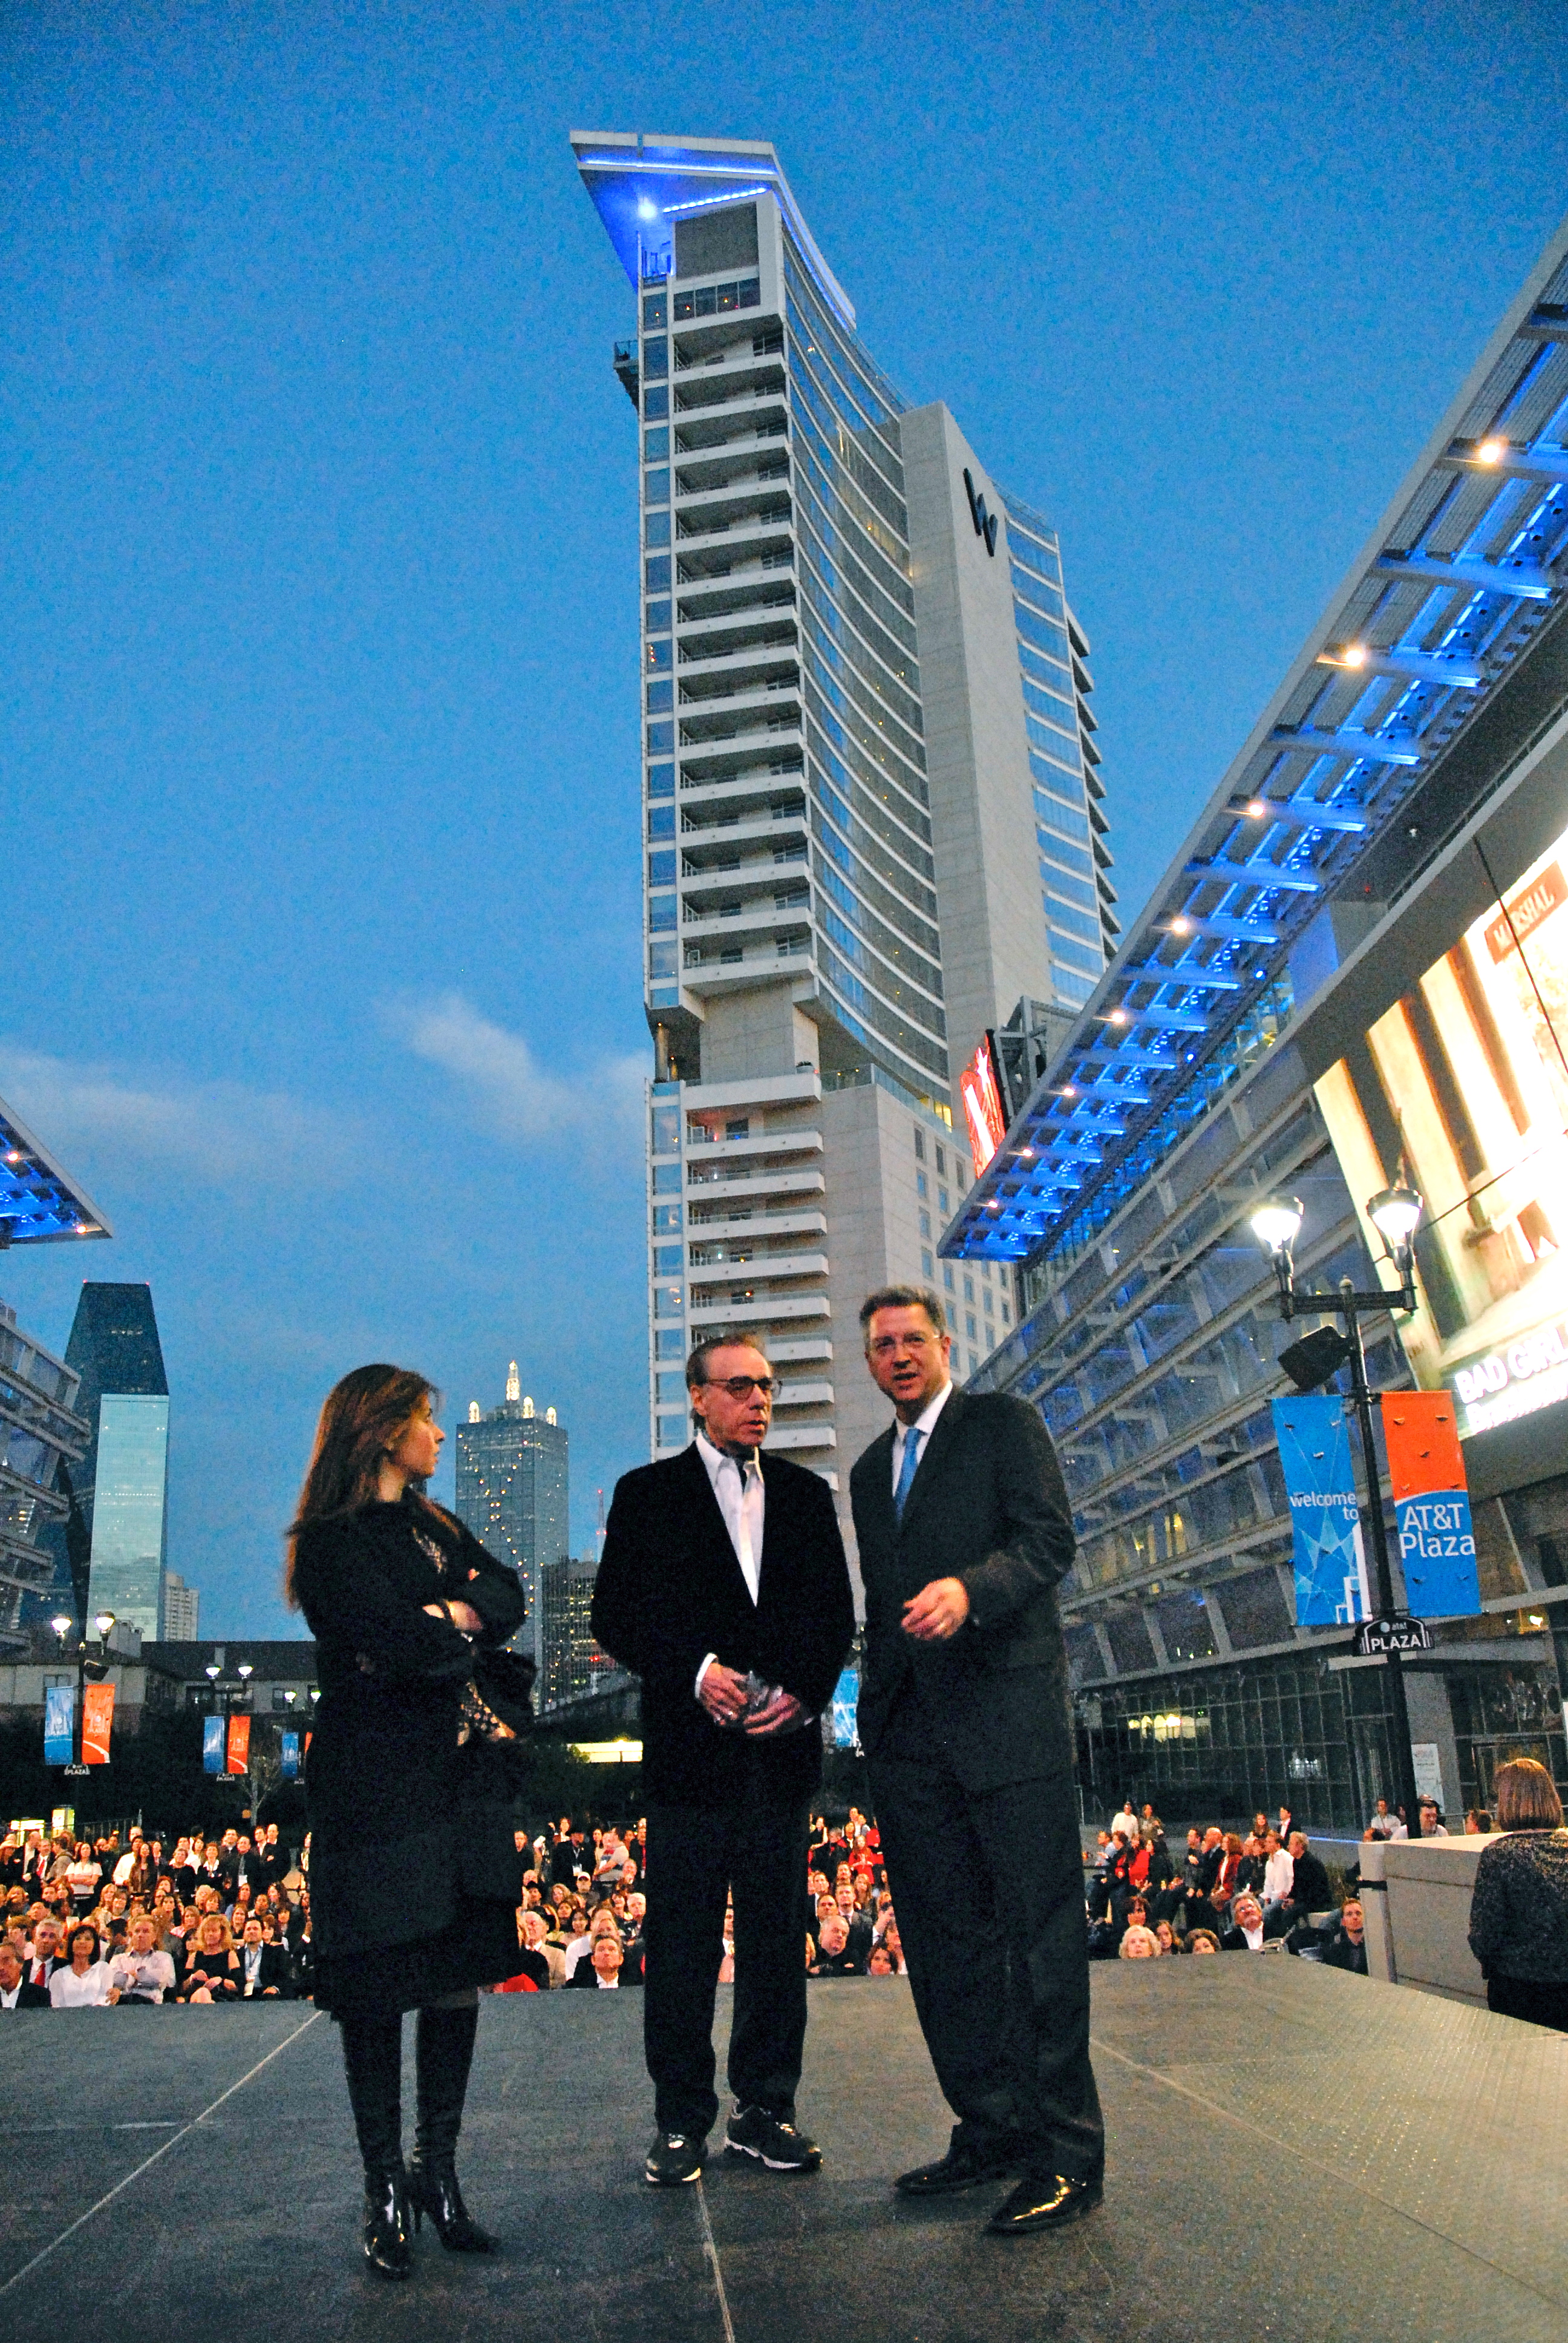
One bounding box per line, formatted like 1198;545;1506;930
57;1608;116;1778
1250;1185;1426;1841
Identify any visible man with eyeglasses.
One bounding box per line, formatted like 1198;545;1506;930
851;1284;1103;2236
593;1330;854;2192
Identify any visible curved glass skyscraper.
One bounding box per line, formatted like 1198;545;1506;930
573;133;1114;1540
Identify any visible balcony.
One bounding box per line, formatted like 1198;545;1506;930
679;620;798;666
686;1208;828;1244
685;1291;832;1329
675;407;789;455
765;1423;837;1453
673;361;787;417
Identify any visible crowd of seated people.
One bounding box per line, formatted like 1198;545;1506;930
1;1825;314;2007
492;1807;909;1992
1085;1800;1368;1971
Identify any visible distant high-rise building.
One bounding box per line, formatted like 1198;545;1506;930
35;1283;171;1642
540;1549;616;1712
453;1363;568;1679
163;1571;200;1639
572;134;1114;1556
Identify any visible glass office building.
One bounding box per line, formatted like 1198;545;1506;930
943;220;1568;1832
573;133;1114;1525
454;1364;569;1679
31;1281;171;1643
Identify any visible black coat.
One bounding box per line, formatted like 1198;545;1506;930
3;1982;50;2008
592;1443;854;1806
849;1389;1076;1791
292;1496;527;1960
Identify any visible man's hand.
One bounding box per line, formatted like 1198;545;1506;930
743;1688;809;1737
697;1661;750;1726
901;1577;971;1642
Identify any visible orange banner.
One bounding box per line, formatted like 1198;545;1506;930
226;1713;251;1774
1380;1391;1466;1498
82;1683;115;1766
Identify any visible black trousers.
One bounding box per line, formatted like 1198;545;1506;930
644;1783;812;2137
870;1740;1104;2184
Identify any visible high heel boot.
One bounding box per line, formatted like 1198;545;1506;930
339;2013;414;2278
407;2001;497;2252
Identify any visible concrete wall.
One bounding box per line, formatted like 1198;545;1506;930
1359;1835;1495;2007
901;401;1051;1110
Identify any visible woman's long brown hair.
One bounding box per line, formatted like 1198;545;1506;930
285;1363;446;1607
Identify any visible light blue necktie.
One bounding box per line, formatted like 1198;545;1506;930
893;1427;923;1522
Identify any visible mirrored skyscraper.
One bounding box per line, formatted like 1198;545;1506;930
35;1282;171;1642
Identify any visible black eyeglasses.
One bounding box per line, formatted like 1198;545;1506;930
701;1375;778;1398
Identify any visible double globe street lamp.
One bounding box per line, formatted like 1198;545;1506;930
1249;1181;1427;1841
48;1607;117;1778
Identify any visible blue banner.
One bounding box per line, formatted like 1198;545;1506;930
203;1714;227;1775
1271;1395;1370;1627
831;1669;859;1749
280;1731;300;1780
44;1685;74;1766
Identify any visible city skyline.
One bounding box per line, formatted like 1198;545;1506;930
4;10;1564;1633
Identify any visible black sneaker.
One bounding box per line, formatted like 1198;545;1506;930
725;2103;823;2172
644;2131;706;2187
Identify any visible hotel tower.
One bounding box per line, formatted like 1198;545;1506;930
573;133;1114;1557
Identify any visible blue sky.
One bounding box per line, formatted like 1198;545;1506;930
4;2;1565;1636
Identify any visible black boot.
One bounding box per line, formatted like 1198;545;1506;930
339;2013;414;2278
408;2001;497;2252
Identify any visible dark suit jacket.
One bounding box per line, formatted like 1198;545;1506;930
849;1388;1076;1792
592;1443;854;1806
3;1982;50;2008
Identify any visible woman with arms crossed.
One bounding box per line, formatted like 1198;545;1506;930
288;1365;528;2278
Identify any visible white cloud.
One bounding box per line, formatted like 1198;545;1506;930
398;994;644;1144
0;1043;361;1188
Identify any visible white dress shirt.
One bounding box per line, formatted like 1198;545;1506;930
890;1378;954;1493
1262;1848;1295;1904
694;1430;765;1696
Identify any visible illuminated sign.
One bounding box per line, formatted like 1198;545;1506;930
1314;817;1568;1440
959;1036;1008;1176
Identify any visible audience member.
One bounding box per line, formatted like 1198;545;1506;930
50;1922;119;2006
1468;1757;1568;2031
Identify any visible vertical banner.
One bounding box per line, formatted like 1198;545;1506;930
1381;1392;1481;1617
203;1715;227;1774
81;1683;115;1766
830;1669;860;1749
280;1731;300;1780
44;1685;76;1765
226;1714;251;1774
1271;1395;1370;1625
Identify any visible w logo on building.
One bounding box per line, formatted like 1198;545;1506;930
963;468;999;557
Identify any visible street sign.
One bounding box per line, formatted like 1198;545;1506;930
1353;1614;1432;1655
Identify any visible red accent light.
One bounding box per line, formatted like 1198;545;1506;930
959;1037;1008;1177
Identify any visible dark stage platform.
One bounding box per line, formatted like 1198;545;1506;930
2;1963;1564;2341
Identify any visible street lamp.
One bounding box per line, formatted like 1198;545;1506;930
58;1608;116;1778
93;1610;116;1643
50;1613;73;1653
1249;1185;1427;1839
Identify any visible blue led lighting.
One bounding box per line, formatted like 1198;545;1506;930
0;1097;113;1247
571;133;857;329
939;240;1568;1270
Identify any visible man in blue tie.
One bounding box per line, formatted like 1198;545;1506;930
849;1286;1102;2236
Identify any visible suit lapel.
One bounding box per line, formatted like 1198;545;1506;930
895;1388;965;1539
861;1426;898;1548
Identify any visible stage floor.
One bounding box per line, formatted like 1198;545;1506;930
1;1962;1564;2341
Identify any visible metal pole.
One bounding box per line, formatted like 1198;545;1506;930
1341;1282;1422;1840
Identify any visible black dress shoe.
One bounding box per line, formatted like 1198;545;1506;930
987;2172;1103;2234
895;2133;1021;2195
